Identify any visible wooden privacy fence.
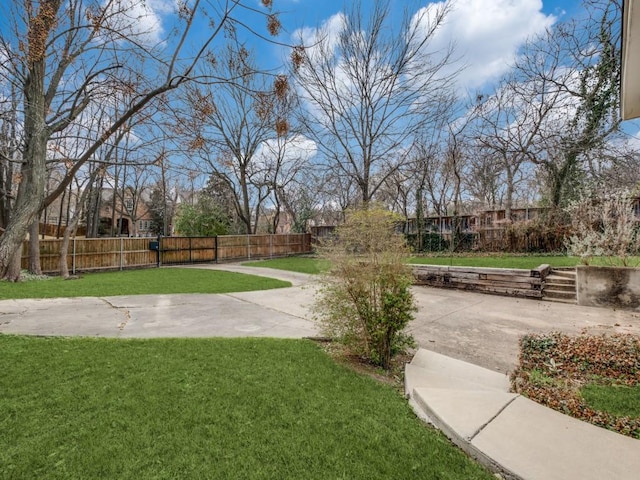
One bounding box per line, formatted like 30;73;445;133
21;233;312;275
412;264;550;299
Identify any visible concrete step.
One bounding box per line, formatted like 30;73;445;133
549;268;576;279
545;275;576;286
544;288;577;300
543;268;577;303
544;282;576;292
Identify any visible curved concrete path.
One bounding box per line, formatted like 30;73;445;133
0;265;320;339
2;263;637;364
405;349;640;480
1;262;639;480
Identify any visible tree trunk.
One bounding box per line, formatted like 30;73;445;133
240;168;252;234
505;168;514;222
28;219;42;274
0;125;48;280
59;215;80;278
5;244;22;281
56;185;65;238
415;185;424;252
0;9;52;280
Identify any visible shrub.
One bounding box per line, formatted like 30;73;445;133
406;233;450;252
502;218;569;253
313;206;416;370
565;190;640;266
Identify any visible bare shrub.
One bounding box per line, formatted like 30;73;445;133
566;190;639;266
313;206;416;370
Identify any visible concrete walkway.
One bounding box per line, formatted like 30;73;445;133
1;262;639;480
0;265;320;339
405;349;640;480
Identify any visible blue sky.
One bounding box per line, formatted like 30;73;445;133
276;0;576;29
25;0;588;96
0;1;597;96
262;0;585;92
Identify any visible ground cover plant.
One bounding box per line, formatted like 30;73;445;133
511;332;640;439
0;336;493;480
0;268;290;300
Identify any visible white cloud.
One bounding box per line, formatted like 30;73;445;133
418;0;555;92
291;1;554;99
290;13;357;123
102;0;172;48
292;12;345;62
255;134;317;171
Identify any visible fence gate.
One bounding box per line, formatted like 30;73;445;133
158;237;218;265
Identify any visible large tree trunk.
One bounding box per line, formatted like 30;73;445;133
5;245;22;281
0;3;55;280
0;123;48;280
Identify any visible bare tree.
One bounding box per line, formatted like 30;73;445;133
471;74;555;220
181;40;288;234
465;150;504;210
262;138;318;233
512;0;622;208
292;0;458;205
58;167;103;278
0;0;280;280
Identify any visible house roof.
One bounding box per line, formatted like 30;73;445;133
622;0;640;119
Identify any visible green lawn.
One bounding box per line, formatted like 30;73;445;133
407;255;580;269
581;384;640;418
244;255;640;273
0;268;290;300
244;254;579;272
0;336;492;479
410;255;640;269
243;256;330;274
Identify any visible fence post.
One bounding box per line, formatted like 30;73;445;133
270;234;273;258
72;237;76;275
247;234;250;260
120;237;124;270
214;235;218;263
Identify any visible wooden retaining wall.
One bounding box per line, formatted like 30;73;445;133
412;264;550;299
21;233;312;275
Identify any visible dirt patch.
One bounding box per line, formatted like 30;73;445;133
310;338;410;391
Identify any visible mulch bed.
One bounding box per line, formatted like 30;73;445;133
511;331;640;439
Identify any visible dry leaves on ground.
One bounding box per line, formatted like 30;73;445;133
511;332;640;439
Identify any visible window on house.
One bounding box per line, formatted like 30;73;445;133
125;199;133;212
